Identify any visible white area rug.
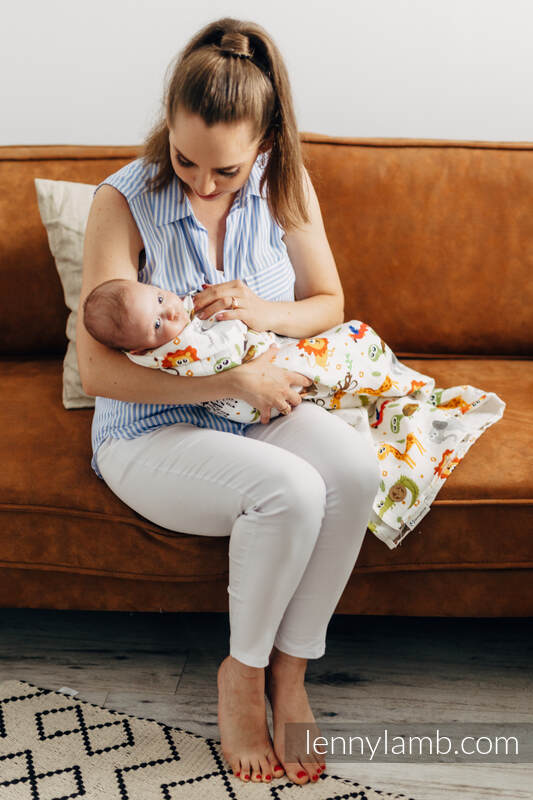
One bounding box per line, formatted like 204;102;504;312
0;679;419;799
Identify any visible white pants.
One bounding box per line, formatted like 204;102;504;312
95;402;381;668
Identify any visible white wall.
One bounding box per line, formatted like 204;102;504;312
3;0;532;145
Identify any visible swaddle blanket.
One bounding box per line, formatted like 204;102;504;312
126;294;506;550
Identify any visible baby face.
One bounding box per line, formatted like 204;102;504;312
126;283;190;355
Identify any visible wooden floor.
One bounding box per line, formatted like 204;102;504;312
0;609;531;800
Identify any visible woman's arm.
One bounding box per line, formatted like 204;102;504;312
77;185;238;404
269;166;344;338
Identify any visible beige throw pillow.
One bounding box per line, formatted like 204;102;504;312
34;178;96;409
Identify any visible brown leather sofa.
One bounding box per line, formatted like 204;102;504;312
1;135;531;616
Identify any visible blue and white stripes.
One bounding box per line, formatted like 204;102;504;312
90;152;296;478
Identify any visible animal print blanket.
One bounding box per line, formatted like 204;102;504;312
126;295;506;549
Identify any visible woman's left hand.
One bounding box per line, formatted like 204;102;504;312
192;279;275;331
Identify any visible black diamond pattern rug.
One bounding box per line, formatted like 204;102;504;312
0;679;418;799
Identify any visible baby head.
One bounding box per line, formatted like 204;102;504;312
83;279;191;355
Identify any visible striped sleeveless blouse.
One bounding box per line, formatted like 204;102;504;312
90;152;296;479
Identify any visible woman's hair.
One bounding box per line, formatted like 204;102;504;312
83;279;137;351
142;17;311;232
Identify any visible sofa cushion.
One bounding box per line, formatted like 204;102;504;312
0;148;137;356
34;177;97;410
1;356;530;584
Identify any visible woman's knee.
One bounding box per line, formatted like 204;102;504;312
263;454;327;533
329;431;381;508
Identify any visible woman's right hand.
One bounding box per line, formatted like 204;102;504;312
232;344;314;424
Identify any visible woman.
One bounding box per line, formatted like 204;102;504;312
77;17;381;787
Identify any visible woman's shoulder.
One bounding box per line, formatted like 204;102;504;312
95;157;157;203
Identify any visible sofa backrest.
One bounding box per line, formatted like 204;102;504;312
0;137;531;357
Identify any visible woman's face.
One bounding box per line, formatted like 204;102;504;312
167;108;265;204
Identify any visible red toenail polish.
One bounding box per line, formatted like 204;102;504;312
274;764;282;770
256;774;261;779
265;774;271;780
297;770;307;778
312;774;318;780
244;773;249;779
235;771;240;776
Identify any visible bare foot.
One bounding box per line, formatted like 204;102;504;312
265;647;327;785
217;654;285;783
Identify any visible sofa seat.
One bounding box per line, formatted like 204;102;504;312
1;355;531;615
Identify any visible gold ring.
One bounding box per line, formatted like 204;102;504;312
231;296;239;309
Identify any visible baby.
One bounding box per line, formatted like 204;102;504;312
83;278;431;425
83;278;302;422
